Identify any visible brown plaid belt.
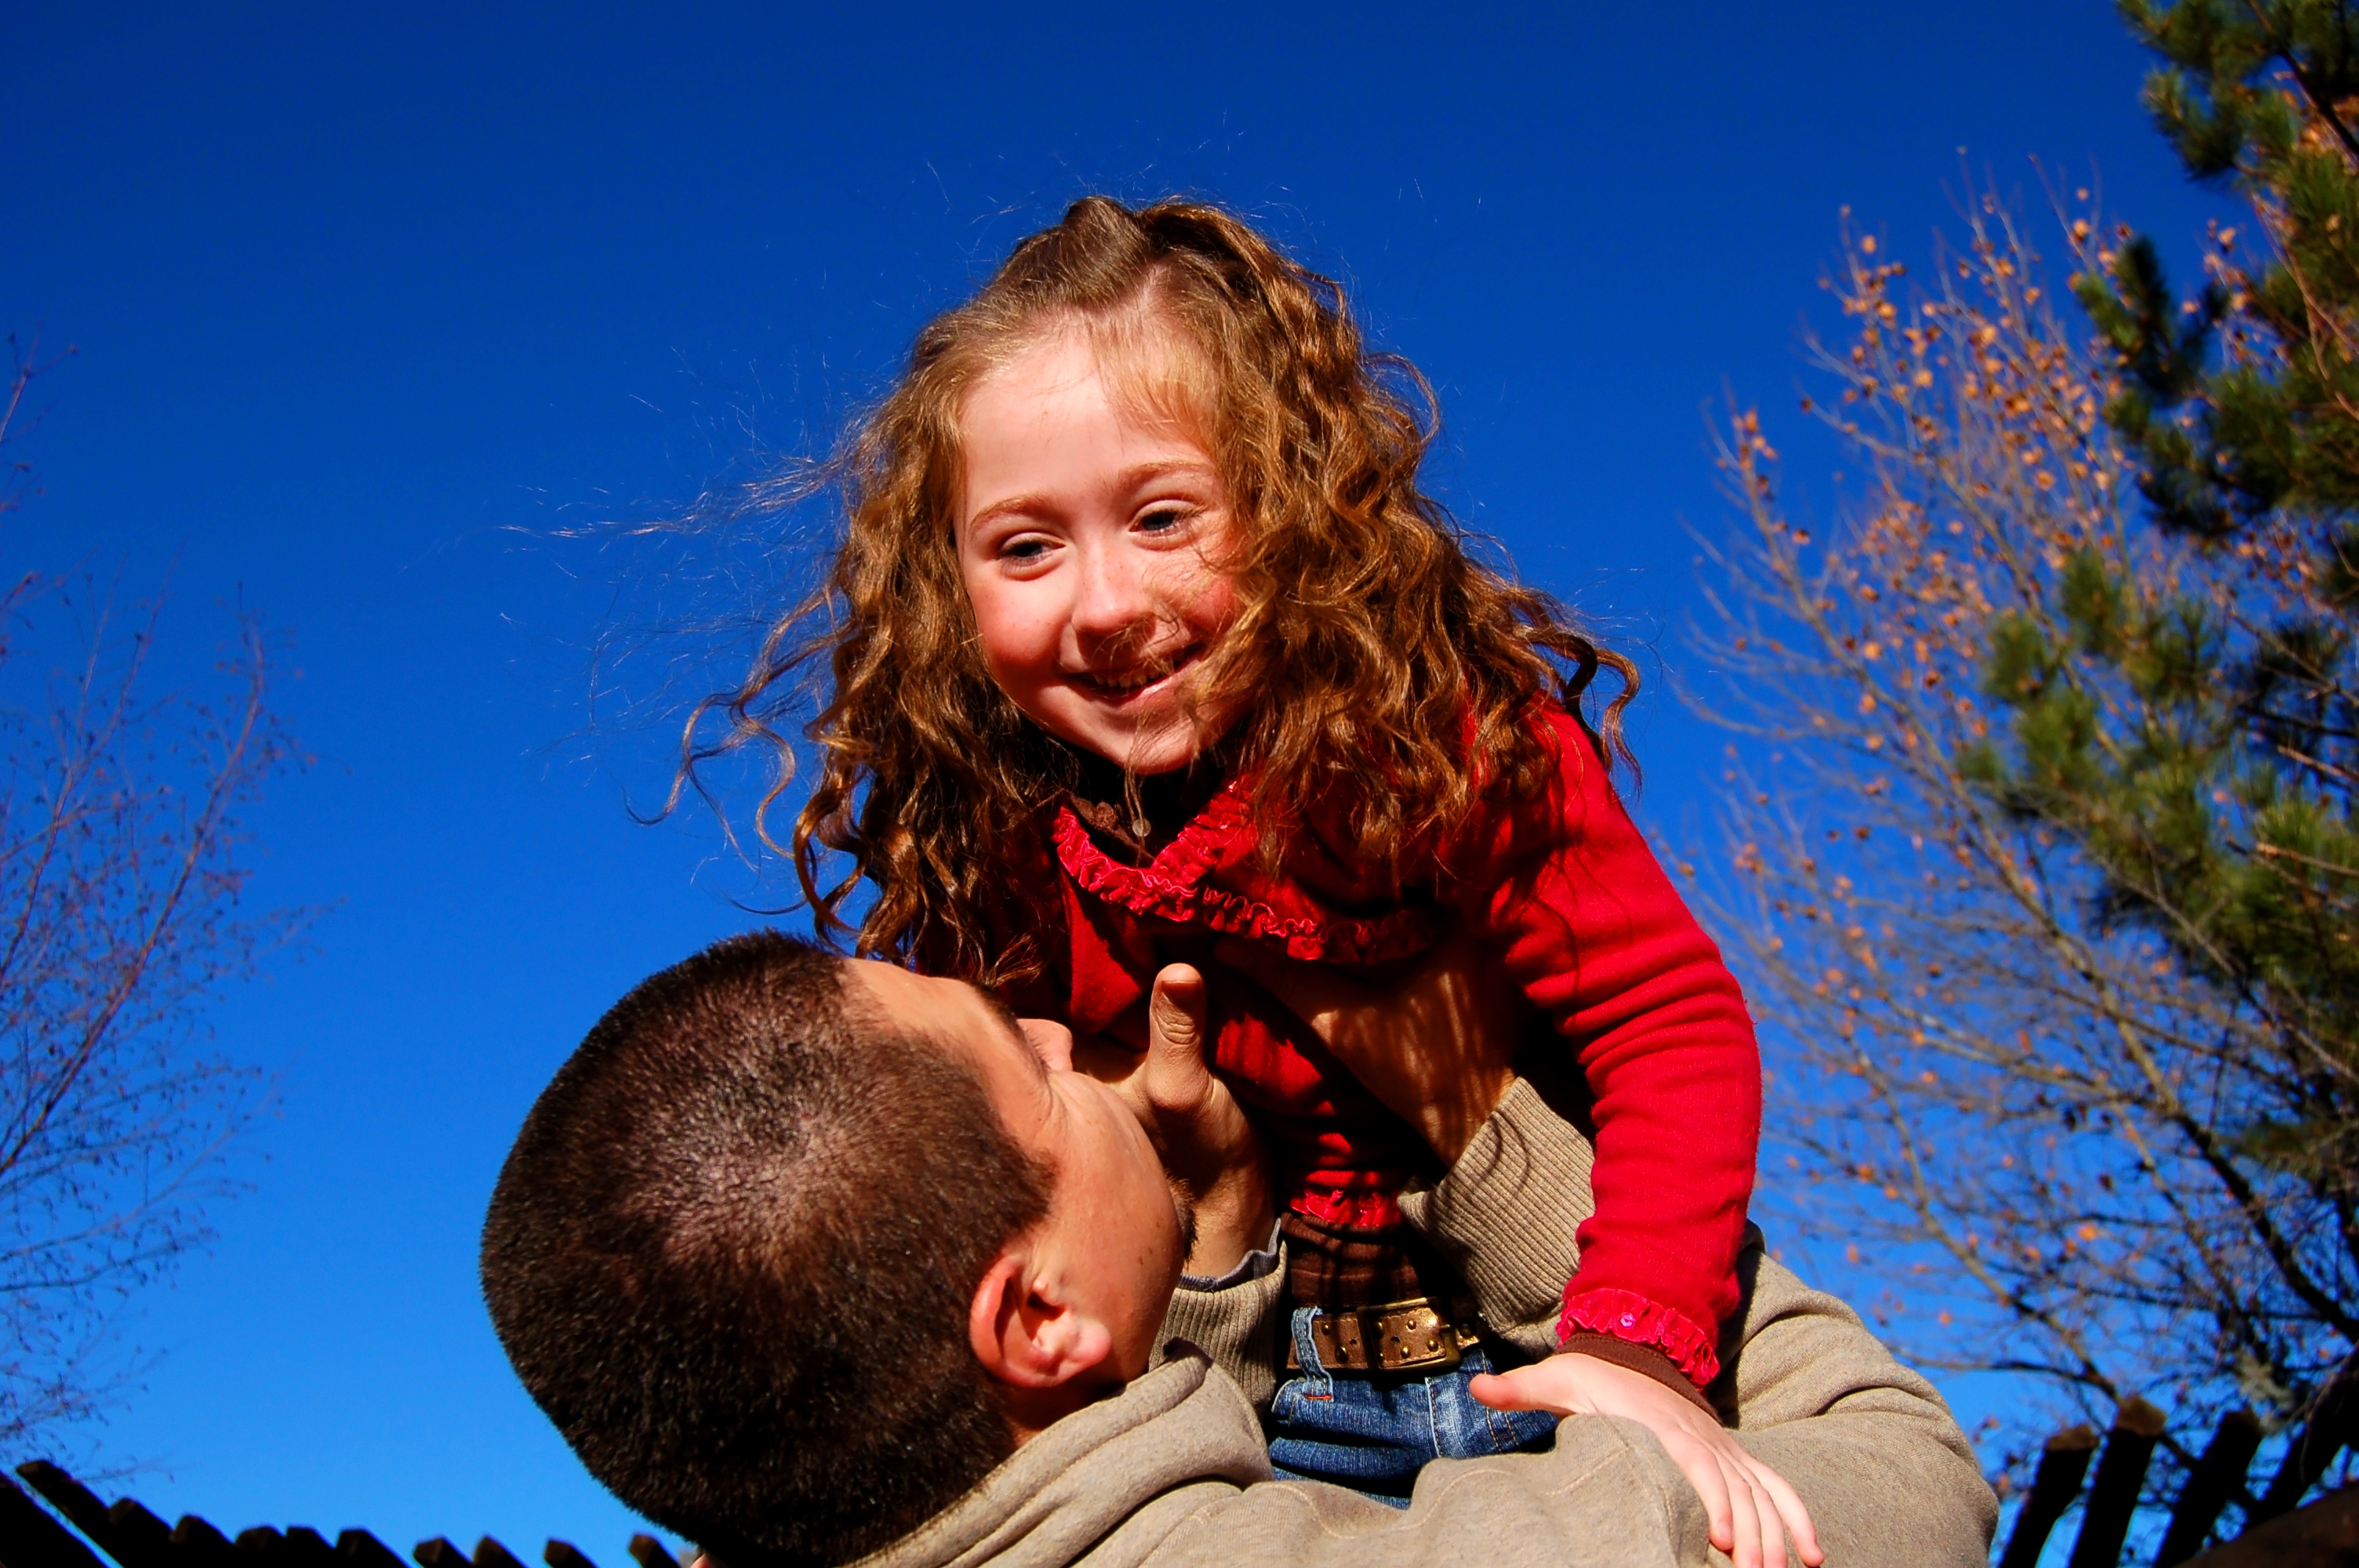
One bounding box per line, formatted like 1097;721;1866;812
1289;1296;1485;1375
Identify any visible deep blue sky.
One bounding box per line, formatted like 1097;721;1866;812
9;2;2229;1555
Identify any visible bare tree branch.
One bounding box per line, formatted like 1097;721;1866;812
0;343;306;1458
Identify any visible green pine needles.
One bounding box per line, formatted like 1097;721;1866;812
2069;0;2359;1286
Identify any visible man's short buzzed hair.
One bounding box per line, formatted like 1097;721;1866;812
480;933;1054;1568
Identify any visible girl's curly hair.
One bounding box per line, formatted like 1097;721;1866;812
682;195;1637;986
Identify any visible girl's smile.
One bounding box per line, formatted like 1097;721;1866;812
954;326;1241;775
1070;641;1204;695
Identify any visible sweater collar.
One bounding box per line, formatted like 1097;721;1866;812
852;1348;1270;1568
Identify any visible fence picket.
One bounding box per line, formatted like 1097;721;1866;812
2154;1408;2263;1566
0;1472;109;1568
2001;1425;2102;1568
2255;1373;2359;1526
2068;1399;2168;1568
334;1533;404;1568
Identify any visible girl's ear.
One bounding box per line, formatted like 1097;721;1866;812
967;1242;1114;1391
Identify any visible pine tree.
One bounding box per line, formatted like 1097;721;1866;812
2040;0;2359;1316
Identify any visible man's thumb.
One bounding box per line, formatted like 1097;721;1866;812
1147;963;1209;1071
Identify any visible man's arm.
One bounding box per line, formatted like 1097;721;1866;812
1399;1074;1596;1359
1107;1078;1990;1568
1404;1077;1997;1566
1155;1229;1289;1409
1711;1250;1997;1567
1213;935;1819;1568
1129;951;1993;1564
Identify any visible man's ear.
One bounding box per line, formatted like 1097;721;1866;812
968;1240;1114;1391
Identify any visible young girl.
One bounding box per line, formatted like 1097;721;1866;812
704;196;1811;1555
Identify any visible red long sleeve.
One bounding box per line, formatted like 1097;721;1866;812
1452;708;1760;1385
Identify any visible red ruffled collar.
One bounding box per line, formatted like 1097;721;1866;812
1049;779;1438;965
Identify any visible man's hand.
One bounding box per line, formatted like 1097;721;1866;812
1070;964;1272;1277
1471;1354;1823;1568
1210;927;1525;1161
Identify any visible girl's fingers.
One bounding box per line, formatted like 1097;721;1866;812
1755;1460;1822;1566
1735;1461;1784;1568
1681;1439;1738;1562
1467;1356;1805;1568
1470;1369;1802;1568
1464;1367;1554;1413
1736;1467;1776;1568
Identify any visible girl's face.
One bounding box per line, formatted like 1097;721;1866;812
955;326;1241;776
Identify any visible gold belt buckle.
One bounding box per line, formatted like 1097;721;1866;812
1307;1297;1475;1374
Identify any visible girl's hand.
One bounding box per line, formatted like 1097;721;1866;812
1209;927;1525;1162
1470;1354;1823;1568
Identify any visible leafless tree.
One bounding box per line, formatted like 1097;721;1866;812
0;335;304;1457
1682;195;2354;1515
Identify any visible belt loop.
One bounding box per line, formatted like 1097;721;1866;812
1286;1308;1332;1392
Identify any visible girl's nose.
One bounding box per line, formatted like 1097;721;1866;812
1068;546;1158;646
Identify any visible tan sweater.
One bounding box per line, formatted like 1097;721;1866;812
857;1078;1997;1568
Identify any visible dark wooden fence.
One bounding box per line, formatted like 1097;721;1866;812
0;1464;686;1568
1997;1373;2357;1567
0;1426;2352;1568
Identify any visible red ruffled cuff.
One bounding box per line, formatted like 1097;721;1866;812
1557;1287;1720;1388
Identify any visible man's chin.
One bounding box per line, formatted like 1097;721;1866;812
1167;1176;1201;1263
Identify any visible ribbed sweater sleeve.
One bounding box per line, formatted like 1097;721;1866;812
1155;1258;1289;1411
1398;1074;1594;1361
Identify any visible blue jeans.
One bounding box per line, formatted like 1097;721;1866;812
1267;1307;1561;1504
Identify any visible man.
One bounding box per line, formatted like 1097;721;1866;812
480;934;1994;1568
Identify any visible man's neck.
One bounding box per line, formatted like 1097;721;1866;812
999;1374;1121;1446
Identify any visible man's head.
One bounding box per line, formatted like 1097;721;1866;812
480;933;1190;1568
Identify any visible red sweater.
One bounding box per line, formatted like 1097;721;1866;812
998;706;1760;1388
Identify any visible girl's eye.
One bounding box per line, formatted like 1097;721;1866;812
1137;507;1191;535
1001;537;1052;561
